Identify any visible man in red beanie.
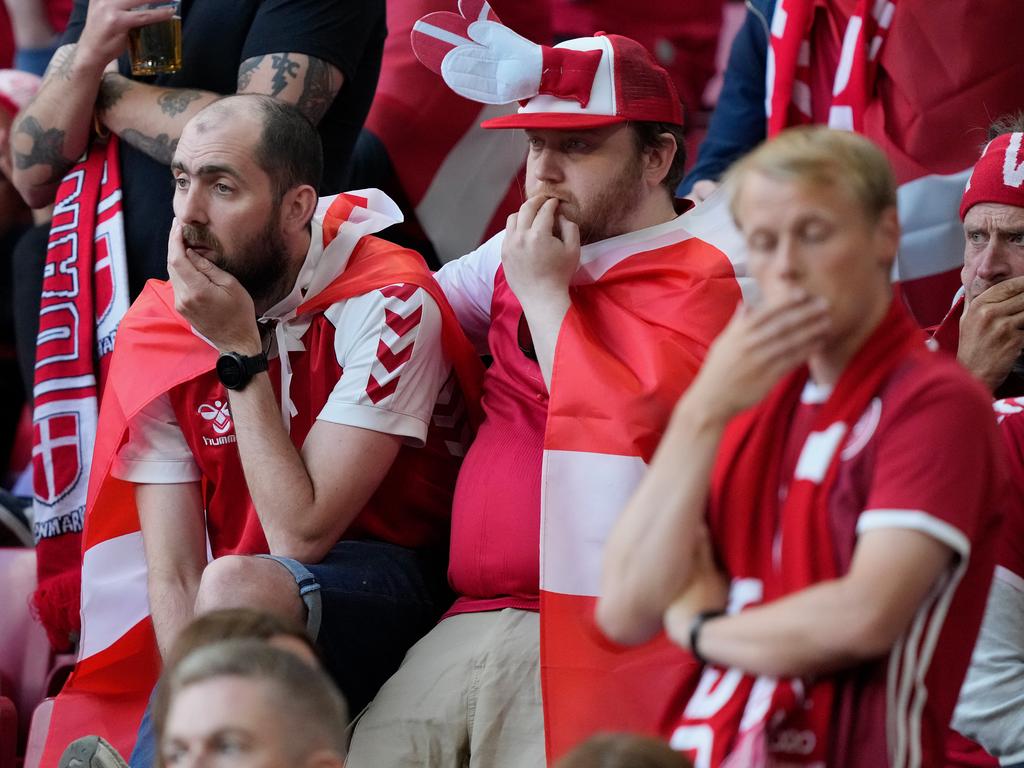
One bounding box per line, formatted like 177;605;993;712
933;116;1024;397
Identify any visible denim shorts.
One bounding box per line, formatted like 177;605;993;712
259;539;451;714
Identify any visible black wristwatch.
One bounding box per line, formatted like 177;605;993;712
689;609;726;665
216;351;268;391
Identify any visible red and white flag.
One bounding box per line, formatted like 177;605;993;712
539;195;748;762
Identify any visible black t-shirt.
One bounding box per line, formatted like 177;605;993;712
63;0;385;296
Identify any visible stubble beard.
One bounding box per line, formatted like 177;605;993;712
533;157;645;245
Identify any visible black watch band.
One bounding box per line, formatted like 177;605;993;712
689;609;726;665
216;351;269;391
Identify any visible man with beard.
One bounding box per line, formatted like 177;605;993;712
346;31;742;767
53;93;483;760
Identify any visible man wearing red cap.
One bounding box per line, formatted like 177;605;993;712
347;23;743;767
933;117;1024;397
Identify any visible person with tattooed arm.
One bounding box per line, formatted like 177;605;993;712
5;0;386;693
10;0;384;354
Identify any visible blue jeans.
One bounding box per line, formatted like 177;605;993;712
261;539;451;714
128;687;158;768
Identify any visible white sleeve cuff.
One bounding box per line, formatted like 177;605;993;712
317;401;429;446
110;457;203;484
856;509;971;558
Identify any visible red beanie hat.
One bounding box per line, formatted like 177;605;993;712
959;131;1024;220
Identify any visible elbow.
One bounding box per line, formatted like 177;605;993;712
825;590;902;666
265;531;331;565
595;591;662;647
12;176;58;209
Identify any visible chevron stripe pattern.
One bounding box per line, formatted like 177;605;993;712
431;372;470;457
366;284;423;405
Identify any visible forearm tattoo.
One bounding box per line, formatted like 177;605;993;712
97;74;134;114
12;116;73;184
45;45;77;82
237;56;262;91
296;58;336;124
157;89;203;117
120;128;178;165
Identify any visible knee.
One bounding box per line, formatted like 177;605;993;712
195;555;266;613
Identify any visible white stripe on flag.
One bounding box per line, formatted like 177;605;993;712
541;449;647;596
79;531;150;661
892;169;971;283
416;103;524;263
678;190;758;304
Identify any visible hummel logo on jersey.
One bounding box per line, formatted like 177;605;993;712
198;399;237;446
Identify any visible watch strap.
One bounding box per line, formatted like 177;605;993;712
689;609;726;665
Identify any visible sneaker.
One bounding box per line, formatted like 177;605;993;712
0;489;32;547
58;736;130;768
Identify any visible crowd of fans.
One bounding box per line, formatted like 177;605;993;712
2;1;1024;767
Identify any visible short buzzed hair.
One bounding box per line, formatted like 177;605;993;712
725;126;897;226
204;94;324;202
161;639;348;765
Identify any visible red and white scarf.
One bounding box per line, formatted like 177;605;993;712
670;299;924;766
31;137;130;652
766;0;896;135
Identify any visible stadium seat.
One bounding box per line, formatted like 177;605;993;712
0;695;16;768
21;698;53;768
0;549;51;748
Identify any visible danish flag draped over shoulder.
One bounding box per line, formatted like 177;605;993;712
766;0;1024;327
540;196;748;762
40;190;484;766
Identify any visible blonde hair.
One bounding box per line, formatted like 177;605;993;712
724;126;897;225
161;639;348;765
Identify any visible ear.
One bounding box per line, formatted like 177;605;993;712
874;205;900;271
641;131;677;189
279;184;319;236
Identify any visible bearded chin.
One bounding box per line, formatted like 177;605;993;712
219;221;291;309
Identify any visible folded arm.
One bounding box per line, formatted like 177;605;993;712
666;527;955;678
597;291;831;645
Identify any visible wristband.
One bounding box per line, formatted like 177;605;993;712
689;609;726;665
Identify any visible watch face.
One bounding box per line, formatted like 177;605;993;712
216;354;245;390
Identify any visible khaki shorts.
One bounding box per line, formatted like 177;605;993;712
347;608;544;768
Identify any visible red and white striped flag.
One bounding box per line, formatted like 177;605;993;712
539;196;749;762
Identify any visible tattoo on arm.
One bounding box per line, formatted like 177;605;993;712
269;52;301;97
97;74;134;114
12;117;73;184
44;46;77;82
237;55;263;91
296;58;337;125
157;89;203;117
120;128;178;165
